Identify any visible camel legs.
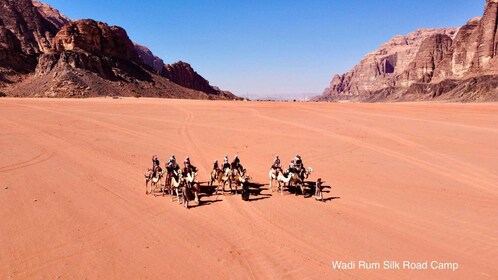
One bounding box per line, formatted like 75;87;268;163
163;177;170;196
183;192;188;208
222;180;228;195
232;181;238;195
149;182;154;196
176;187;182;204
300;183;306;197
228;180;233;194
170;185;175;202
216;181;224;196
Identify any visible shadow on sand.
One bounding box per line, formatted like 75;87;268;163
159;180;338;207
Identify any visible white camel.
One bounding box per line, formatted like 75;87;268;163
169;173;184;203
277;167;313;196
269;167;283;193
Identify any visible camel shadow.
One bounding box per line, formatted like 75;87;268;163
247;182;268;196
247;196;271;202
293;182;336;200
318;196;341;203
189;198;223;208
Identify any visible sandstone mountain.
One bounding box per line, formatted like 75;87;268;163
134;43;164;73
0;0;235;99
319;0;498;102
134;45;223;95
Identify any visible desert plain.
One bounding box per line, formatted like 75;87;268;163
0;98;497;279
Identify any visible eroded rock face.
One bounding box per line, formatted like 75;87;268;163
0;0;60;55
451;17;481;77
0;1;235;99
32;0;69;29
0;0;64;76
134;43;164;73
398;34;454;86
53;20;138;62
324;28;457;96
320;0;498;102
162;61;219;94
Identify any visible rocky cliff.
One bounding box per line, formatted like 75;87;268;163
135;46;231;96
161;61;219;95
53;20;139;62
0;0;235;99
134;43;164;73
0;0;63;81
320;0;498;102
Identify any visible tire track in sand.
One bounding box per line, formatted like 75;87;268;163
251;107;498;195
0;150;54;173
176;108;210;176
303;106;498;184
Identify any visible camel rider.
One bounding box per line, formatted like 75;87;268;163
213;160;220;171
152;155;160;169
222;155;230;171
231;154;243;173
168;155;176;166
152;155;161;176
294;155;303;170
183;157;197;177
272;155;281;170
289;160;297;174
167;155;180;175
295;154;305;176
183;156;190;170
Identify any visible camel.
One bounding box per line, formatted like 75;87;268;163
145;168;164;195
269;167;283;193
218;168;234;195
277;167;313;196
276;169;294;196
227;168;246;194
144;168;153;194
209;168;225;195
163;168;180;196
169;173;184;203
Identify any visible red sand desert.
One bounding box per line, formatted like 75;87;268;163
0;98;497;279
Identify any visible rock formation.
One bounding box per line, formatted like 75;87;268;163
161;61;219;95
53;20;138;62
319;0;498;102
0;0;62;80
134;43;164;73
0;0;235;99
135;46;228;96
32;0;69;29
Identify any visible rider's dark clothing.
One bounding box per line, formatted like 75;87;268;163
152;158;160;169
183;165;197;177
223;162;231;170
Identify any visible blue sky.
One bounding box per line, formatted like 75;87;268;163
42;0;485;98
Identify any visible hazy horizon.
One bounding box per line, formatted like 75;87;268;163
43;0;485;97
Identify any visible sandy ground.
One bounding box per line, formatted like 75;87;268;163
0;98;497;279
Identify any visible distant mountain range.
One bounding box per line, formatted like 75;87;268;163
316;0;498;102
0;0;236;99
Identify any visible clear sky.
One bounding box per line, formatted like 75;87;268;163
42;0;485;98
